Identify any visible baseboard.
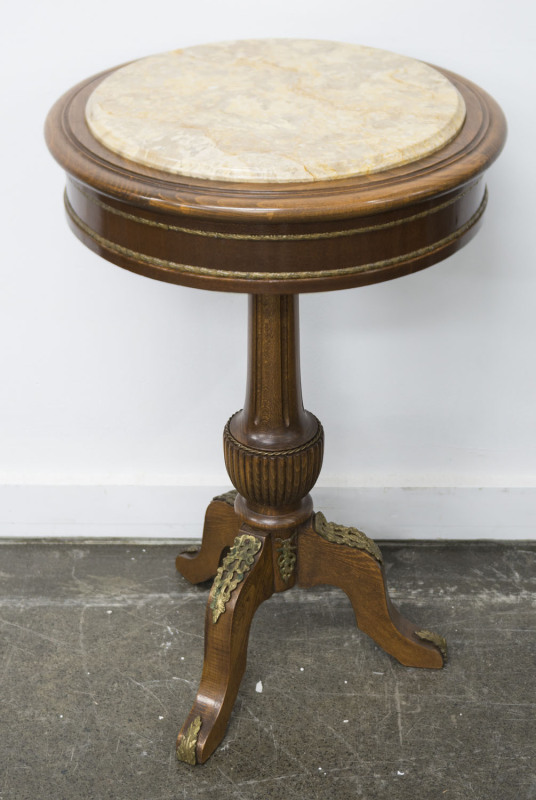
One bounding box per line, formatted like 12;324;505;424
0;485;534;540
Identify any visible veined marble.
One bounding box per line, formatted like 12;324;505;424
85;39;466;183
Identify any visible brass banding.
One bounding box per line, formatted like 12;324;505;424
65;189;487;282
74;180;480;241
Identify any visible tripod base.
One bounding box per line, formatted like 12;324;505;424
175;491;446;765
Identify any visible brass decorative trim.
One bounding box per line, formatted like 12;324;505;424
210;534;262;623
224;415;323;457
176;716;202;765
213;489;238;506
64;189;488;283
275;532;297;583
313;511;383;563
415;629;448;661
75;180;480;241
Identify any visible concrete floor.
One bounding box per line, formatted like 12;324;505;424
1;539;535;800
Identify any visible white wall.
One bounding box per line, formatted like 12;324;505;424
1;0;534;538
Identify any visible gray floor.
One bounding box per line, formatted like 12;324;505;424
1;539;535;800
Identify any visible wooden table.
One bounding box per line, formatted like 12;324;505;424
45;40;506;765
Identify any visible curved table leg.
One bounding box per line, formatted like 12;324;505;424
176;491;240;584
176;528;273;765
297;513;446;669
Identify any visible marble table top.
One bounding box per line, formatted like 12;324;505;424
85;39;465;184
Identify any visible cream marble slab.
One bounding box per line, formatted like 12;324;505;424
85;39;465;184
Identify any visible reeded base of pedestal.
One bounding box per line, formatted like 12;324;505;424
175;491;446;765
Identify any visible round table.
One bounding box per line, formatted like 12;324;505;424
45;39;506;765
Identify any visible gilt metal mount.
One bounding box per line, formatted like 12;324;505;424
176;716;202;765
210;534;262;623
275;531;297;583
313;512;383;563
415;629;448;661
213;489;238;506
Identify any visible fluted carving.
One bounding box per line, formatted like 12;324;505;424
224;415;323;510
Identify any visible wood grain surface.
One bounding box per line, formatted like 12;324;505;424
46;55;504;764
176;527;273;764
45;66;506;294
175;497;240;584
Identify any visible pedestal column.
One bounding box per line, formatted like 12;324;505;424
224;295;324;530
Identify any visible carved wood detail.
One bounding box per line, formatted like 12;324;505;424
224;414;323;510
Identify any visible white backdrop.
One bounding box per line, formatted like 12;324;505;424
1;0;534;538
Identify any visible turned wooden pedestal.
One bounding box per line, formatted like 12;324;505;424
175;294;447;764
45;40;506;766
